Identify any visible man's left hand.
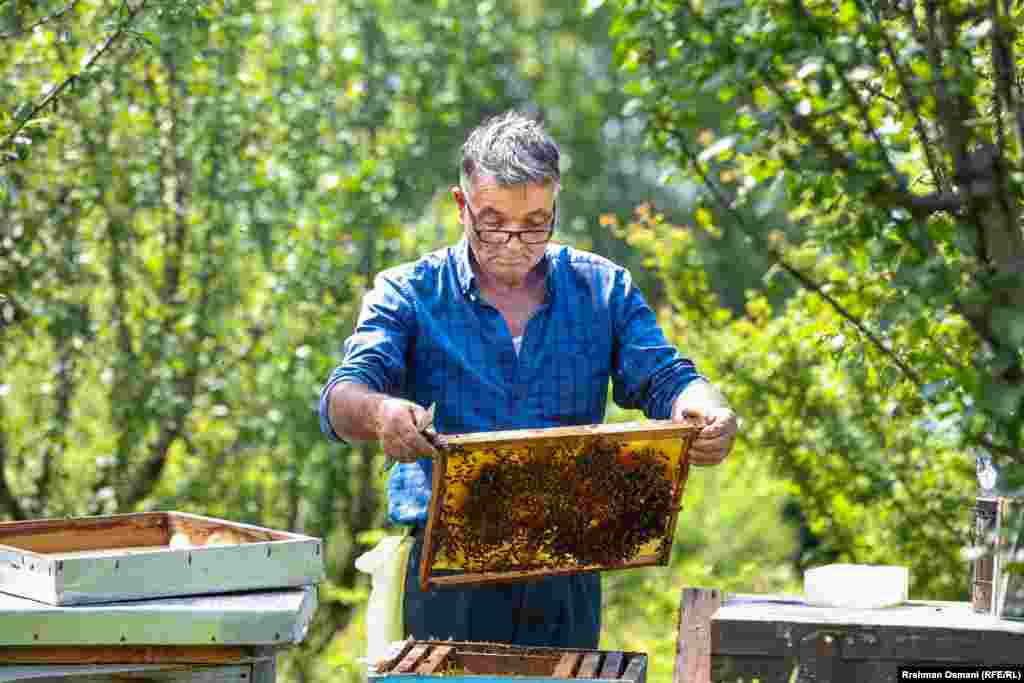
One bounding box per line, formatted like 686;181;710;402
671;382;738;466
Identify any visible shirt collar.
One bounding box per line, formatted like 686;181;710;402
453;239;558;299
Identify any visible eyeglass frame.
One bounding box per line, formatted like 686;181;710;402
463;198;557;245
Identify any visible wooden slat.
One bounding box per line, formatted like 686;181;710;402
576;652;603;678
108;666;251;682
455;653;562;676
167;512;286;545
427;557;662;588
599;651;625;679
416;644;454;674
0;645;253;664
442;419;701;449
252;658;277;683
621;655;647;683
0;513;169;554
553;652;582;678
674;587;722;683
373;638;415;673
418;641;565;656
420;447;448;592
393;644;431;673
972;496;1001;613
660;430;697;563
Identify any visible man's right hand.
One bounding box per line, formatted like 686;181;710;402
376;398;438;463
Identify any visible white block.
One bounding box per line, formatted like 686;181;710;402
804;563;909;609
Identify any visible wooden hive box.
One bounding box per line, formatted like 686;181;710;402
371;639;647;683
676;587;1024;682
421;419;700;591
0;512;324;605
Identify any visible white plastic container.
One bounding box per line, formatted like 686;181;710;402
804;563;909;609
354;534;413;663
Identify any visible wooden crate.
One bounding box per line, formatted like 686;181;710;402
674;587;1024;683
0;657;277;682
371;639;647;683
421;419;700;591
0;512;323;605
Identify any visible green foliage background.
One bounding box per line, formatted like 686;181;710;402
4;0;1019;680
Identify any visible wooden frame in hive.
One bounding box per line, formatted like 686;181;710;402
419;419;700;591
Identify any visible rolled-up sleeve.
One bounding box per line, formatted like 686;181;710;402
609;267;704;419
318;272;415;441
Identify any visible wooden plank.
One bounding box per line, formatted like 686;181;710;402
576;653;603;679
416;645;454;674
711;654;795;683
454;653;561;677
0;513;169;554
251;656;277;683
972;496;1000;613
393;644;431;674
417;641;566;656
713;615;1024;664
442;419;701;449
552;652;582;678
598;651;624;679
419;447;448;592
0;665;253;682
167;513;287;546
0;646;253;665
674;587;722;683
621;655;647;683
112;666;251;682
373;638;415;673
660;430;697;563
427;556;662;588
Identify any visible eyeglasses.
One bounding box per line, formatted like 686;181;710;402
464;199;556;245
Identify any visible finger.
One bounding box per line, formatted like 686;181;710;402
697;422;727;438
688;435;735;465
676;406;709;422
699;412;738;437
397;422;438;457
689;440;729;463
423;427;447;449
690;440;730;460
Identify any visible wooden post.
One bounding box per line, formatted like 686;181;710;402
252;656;277;683
973;497;1000;613
673;588;722;683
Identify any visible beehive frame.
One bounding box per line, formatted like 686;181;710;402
420;419;700;591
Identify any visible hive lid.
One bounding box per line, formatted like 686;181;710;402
0;512;324;605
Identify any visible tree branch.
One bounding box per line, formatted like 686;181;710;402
860;1;950;193
664;126;925;388
0;0;79;40
781;88;965;218
925;0;972;170
0;0;147;163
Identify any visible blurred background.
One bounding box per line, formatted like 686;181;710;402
5;0;1022;680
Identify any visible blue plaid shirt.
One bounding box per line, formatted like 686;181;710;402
319;239;704;524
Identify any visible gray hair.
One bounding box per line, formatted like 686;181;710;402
459;111;561;194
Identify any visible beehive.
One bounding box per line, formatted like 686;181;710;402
372;639;647;683
420;419;699;590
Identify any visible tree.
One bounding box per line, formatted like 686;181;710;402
610;0;1024;595
5;1;750;679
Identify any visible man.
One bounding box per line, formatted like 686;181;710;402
319;111;737;648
